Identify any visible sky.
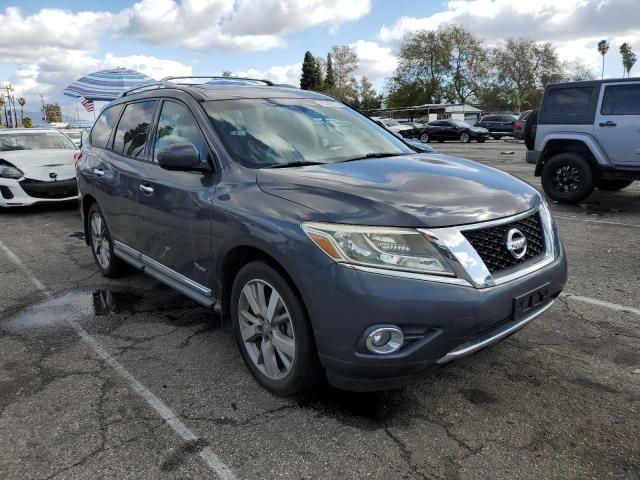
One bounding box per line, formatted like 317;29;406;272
1;0;639;122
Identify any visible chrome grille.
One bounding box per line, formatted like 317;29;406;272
462;212;545;274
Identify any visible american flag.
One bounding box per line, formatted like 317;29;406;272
81;98;94;112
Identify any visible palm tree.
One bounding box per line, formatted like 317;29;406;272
620;43;637;78
18;97;25;127
597;40;610;79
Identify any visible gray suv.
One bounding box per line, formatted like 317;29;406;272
526;79;640;203
77;77;567;395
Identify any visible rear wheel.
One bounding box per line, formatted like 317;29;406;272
541;153;594;203
492;136;501;140
87;203;127;277
595;179;634;191
460;132;471;143
231;261;322;396
477;139;486;143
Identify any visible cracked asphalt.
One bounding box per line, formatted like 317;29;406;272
1;139;639;479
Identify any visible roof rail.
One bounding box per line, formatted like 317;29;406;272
120;81;170;97
160;75;275;86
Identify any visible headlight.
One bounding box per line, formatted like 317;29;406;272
0;163;23;179
302;222;455;276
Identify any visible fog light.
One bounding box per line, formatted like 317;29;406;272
366;327;404;354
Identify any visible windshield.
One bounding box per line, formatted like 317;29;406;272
384;119;400;127
0;132;77;151
65;132;82;140
204;98;412;168
451;120;473;128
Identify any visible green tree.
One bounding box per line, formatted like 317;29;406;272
620;43;637;78
300;51;322;90
324;53;336;90
562;60;596;82
358;76;383;111
22;116;33;128
44;103;63;123
597;39;610;79
441;25;487;103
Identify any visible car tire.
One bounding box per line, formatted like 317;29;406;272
231;261;322;396
87;203;127;278
420;132;429;143
524;109;538;151
541;153;594;203
492;136;500;140
460;132;471;143
595;179;634;191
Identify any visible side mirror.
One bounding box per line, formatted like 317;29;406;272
157;143;207;172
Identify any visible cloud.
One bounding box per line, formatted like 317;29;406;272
223;0;371;36
349;40;397;83
0;6;112;64
117;0;370;52
236;63;303;86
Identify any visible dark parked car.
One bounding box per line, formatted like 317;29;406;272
513;110;532;140
78;76;567;395
475;115;517;139
423;119;489;143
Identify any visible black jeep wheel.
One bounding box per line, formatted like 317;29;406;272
541;153;594;203
595;179;634;191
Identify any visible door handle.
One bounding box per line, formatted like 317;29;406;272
598;121;617;127
93;168;104;177
139;184;154;194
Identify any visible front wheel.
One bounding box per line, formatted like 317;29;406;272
420;132;429;143
460;132;471;143
87;203;127;277
541;153;594;203
595;179;634;191
231;261;322;396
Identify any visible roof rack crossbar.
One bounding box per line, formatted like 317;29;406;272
120;82;170;97
160;75;275;86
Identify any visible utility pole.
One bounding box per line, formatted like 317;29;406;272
40;92;48;124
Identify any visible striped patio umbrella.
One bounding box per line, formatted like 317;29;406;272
63;68;154;102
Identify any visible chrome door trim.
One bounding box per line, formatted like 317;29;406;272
142;253;211;296
113;240;211;297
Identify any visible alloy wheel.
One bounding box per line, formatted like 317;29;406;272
460;133;470;143
238;279;296;380
420;133;429;143
90;213;111;269
552;165;581;193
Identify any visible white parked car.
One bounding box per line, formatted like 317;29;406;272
61;129;85;148
0;129;79;208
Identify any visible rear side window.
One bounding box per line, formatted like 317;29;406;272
601;84;640;115
89;104;122;149
545;87;593;116
113;101;156;159
153;101;208;162
482;116;499;122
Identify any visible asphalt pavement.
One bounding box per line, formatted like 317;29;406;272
0;139;638;479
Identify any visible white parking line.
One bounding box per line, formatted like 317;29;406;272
554;215;640;229
561;293;640;316
0;239;237;480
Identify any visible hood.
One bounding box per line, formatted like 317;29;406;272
388;125;414;132
472;127;489;133
0;149;76;181
258;154;541;228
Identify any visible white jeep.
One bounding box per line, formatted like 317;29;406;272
526;79;640;203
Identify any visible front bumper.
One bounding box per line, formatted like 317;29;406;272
0;177;78;207
297;248;567;391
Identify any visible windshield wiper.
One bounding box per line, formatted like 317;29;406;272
337;152;408;163
264;161;327;169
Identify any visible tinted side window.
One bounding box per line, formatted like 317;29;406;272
113;101;156;159
546;87;593;116
154;101;208;162
482;116;498;122
89;104;122;149
601;84;640;115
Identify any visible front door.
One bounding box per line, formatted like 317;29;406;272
594;81;640;165
135;99;216;289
